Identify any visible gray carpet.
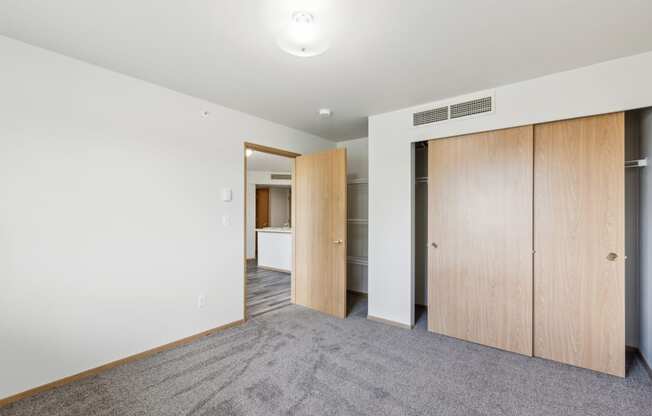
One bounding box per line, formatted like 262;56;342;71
2;296;651;416
247;262;291;317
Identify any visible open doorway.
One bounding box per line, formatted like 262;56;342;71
244;144;297;318
244;143;351;321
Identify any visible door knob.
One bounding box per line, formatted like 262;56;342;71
606;252;618;261
333;240;343;244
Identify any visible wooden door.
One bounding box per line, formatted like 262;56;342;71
294;148;347;318
255;188;269;228
428;126;533;356
534;112;625;376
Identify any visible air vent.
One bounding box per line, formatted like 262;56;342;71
413;106;448;126
450;96;492;119
411;94;494;128
271;173;291;180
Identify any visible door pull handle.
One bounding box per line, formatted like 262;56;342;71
606;252;618;261
333;240;343;245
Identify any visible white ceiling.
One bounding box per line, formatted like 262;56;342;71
2;1;652;141
247;151;292;172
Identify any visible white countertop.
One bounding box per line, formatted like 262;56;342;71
256;227;292;234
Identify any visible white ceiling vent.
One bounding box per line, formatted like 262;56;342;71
412;93;494;127
450;96;492;119
413;106;449;126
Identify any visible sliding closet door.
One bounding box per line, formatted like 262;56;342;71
534;112;625;377
428;126;533;356
294;148;347;318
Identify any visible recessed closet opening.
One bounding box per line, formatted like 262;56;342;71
625;107;652;364
413;109;652;377
340;138;370;318
414;141;428;330
346;177;369;314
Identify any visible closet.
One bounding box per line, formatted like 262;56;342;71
347;178;368;294
414;144;428;311
423;112;627;377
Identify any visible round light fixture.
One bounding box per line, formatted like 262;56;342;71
277;11;329;57
245;148;254;158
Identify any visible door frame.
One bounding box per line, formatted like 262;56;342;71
243;142;300;321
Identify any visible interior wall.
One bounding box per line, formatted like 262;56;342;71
0;36;334;399
369;50;652;327
246;171;291;186
337;138;369;293
640;107;652;367
269;188;290;227
246;183;256;259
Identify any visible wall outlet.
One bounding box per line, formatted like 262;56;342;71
197;294;205;309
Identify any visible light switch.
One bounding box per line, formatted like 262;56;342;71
222;215;231;226
222;188;232;202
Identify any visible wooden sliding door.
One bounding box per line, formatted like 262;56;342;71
534;113;625;377
428;126;534;356
294;148;347;318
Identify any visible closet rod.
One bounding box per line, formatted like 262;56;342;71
625;158;648;168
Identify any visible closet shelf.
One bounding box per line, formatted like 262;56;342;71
347;219;368;224
347;256;368;266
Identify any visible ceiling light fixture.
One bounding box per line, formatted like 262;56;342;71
245;148;254;158
277;11;329;57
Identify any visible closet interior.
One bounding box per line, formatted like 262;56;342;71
414;143;428;326
414;109;652;377
347;178;369;295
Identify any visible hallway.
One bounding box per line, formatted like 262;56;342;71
246;261;291;317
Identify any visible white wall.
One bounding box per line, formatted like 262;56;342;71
0;36;334;399
246;171;291;186
246;183;257;259
640;108;652;367
269;188;290;227
369;50;652;327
